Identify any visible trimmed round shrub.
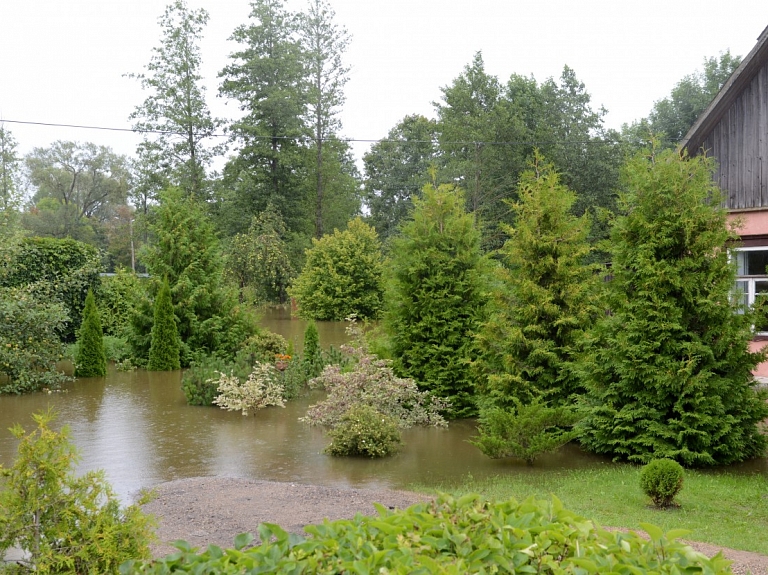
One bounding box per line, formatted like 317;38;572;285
640;458;684;508
324;405;402;458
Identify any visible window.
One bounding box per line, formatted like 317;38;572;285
733;247;768;333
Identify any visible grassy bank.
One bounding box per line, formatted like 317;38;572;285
412;464;768;554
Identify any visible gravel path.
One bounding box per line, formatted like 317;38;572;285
142;476;767;575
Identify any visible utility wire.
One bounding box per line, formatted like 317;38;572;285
0;117;668;147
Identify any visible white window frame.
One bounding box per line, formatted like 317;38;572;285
732;246;768;335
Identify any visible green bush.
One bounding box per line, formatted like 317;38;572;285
640;458;685;508
324;404;402;458
235;329;287;366
289;217;384;321
97;269;145;338
74;288;107;377
302;320;323;378
103;335;132;362
147;278;180;371
0;411;155;573
122;494;732;574
471;398;582;464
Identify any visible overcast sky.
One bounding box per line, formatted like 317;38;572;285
1;0;767;168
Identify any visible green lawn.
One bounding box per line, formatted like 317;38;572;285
412;465;768;555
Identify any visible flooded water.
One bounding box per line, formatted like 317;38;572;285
258;306;349;353
1;310;765;502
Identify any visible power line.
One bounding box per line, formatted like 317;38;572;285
0;117;664;147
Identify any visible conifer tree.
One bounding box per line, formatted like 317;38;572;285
74;288;107;377
148;278;180;371
302;319;322;378
474;155;601;408
385;183;488;418
580;148;768;466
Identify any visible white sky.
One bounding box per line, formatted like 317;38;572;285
1;0;767;169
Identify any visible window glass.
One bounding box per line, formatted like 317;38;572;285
746;250;768;275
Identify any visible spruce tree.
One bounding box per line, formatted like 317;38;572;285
148;278;180;371
385;183;488;418
580;148;768;466
474;155;601;408
74;288;107;378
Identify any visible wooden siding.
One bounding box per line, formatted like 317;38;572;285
702;59;768;209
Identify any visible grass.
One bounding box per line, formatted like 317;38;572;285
411;464;768;555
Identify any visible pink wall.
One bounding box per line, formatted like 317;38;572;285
728;210;768;236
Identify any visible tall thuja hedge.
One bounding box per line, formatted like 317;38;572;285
74;288;107;377
148;278;180;371
385;183;488;418
131;188;255;365
0;237;101;341
580;148;768;466
474;155;601;408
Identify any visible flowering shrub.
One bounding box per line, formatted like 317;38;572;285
212;362;286;415
324;405;402;458
301;322;449;429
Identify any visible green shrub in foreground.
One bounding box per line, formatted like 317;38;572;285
324;404;402;458
0;411;154;574
640;458;684;508
122;494;733;574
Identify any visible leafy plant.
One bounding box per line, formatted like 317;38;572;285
302;319;323;378
324;404;402;458
103;335;132;362
302;322;449;429
640;459;685;508
147;278;181;371
0;411;155;573
289;217;384;321
74;288;107;377
97;269;145;339
212;362;286;415
471;398;582;464
123;494;733;574
0;286;70;394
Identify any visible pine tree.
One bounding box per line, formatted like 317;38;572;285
74;288;107;377
148;278;180;371
385;183;488;418
580;148;768;466
474;155;601;408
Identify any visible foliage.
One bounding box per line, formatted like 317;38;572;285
579;148;768;466
625;51;742;147
474;155;601;408
181;356;236;406
302;319;323;378
302;321;448;429
0;236;102;342
127;0;222;199
324;404;402;458
0;125;23;211
0;286;70;394
640;459;685;509
225;205;294;304
235;329;288;365
23;141;131;247
471;398;582;465
385;183;488;418
290;217;384;320
103;336;132;362
0;411;154;573
97;269;146;338
363;115;439;242
123;494;732;575
147;278;181;371
74;288;107;377
212;362;286;415
133;187;255;365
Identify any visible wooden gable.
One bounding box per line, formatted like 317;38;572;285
682;25;768;210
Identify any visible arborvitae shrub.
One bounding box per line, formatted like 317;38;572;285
148;278;180;371
324;404;402;458
640;459;684;508
302;320;323;378
74;288;107;377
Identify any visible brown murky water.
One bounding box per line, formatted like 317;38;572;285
1;310;764;501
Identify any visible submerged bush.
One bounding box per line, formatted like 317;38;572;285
640;458;684;508
124;494;732;574
212;362;286;415
74;288;107;377
324;404;402;458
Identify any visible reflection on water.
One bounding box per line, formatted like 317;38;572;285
1;310;764;502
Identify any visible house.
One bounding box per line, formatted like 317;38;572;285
681;24;768;375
